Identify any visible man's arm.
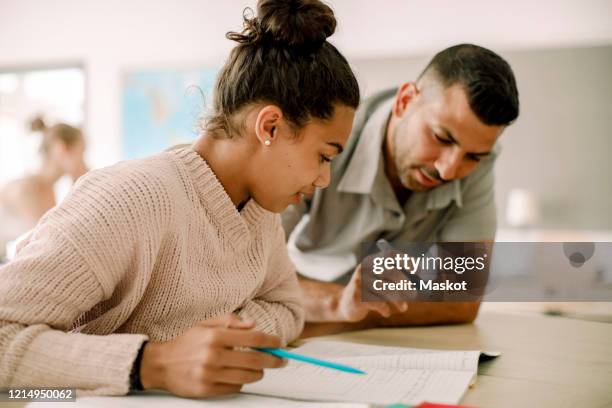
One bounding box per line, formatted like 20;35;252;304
298;270;482;338
418;154;497;324
299;158;496;334
367;155;498;328
298;263;408;339
376;300;481;326
298;274;372;339
296;243;486;333
300;301;481;338
299;261;401;323
298;275;343;322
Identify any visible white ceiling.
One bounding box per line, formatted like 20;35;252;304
0;0;610;65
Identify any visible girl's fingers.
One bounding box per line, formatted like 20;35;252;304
220;349;286;370
209;367;265;385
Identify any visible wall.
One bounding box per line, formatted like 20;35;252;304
1;0;611;229
351;45;612;230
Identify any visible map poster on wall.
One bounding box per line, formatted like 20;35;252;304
121;67;218;160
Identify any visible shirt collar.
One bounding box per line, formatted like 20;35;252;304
427;179;464;209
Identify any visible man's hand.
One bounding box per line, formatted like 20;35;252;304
140;314;285;398
299;265;408;323
336;265;408;322
299;242;488;337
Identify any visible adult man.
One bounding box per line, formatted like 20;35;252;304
282;44;519;335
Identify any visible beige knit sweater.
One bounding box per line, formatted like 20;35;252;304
0;146;304;395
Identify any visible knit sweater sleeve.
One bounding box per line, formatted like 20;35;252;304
237;217;305;345
0;164;171;395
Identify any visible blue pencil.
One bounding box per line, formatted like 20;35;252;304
257;348;366;375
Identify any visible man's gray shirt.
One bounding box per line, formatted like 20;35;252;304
282;89;498;282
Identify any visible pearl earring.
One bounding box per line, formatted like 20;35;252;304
264;140;271;146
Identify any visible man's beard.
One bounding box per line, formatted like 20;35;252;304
398;162;446;191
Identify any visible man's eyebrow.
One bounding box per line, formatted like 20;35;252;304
439;126;491;157
327;142;344;154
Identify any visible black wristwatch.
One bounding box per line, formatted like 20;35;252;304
129;341;148;391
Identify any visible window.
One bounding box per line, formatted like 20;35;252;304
0;66;85;186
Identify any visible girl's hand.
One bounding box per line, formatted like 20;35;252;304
140;314;285;398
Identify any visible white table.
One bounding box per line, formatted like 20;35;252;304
305;311;612;407
9;310;612;407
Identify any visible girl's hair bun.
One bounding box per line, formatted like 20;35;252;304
30;116;46;132
228;0;336;53
258;0;336;50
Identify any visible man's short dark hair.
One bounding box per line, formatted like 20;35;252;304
418;44;519;126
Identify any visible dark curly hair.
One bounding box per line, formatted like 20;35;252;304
206;0;360;138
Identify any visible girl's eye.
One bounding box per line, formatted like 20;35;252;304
320;155;331;163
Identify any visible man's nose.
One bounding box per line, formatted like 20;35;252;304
313;164;331;189
435;149;462;181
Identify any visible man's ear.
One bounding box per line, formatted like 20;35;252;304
254;105;283;146
392;82;419;119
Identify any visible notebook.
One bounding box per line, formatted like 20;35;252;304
243;341;499;405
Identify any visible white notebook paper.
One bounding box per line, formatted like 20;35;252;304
243;341;497;405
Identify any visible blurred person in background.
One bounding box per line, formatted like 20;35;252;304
0;117;88;259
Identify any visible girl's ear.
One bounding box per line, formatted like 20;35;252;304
254;105;284;147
